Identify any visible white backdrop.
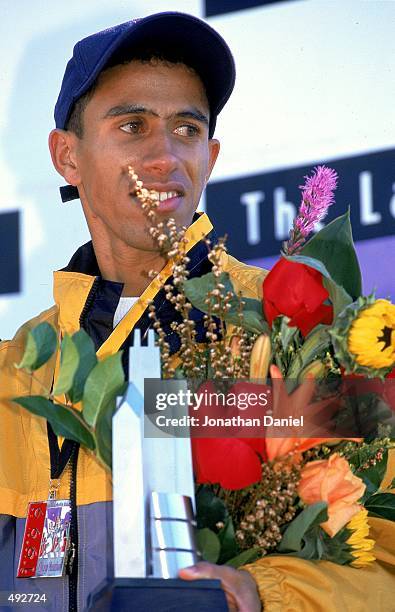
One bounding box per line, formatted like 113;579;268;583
1;0;394;339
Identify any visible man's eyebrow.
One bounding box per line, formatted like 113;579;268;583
175;109;209;126
104;105;209;126
104;105;158;118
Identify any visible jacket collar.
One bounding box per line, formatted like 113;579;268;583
53;212;214;340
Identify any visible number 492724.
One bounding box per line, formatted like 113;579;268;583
8;593;47;604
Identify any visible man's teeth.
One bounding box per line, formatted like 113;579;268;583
150;190;180;202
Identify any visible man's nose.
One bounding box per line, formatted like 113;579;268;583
140;130;179;176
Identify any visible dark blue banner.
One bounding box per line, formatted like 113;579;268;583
206;149;395;260
205;0;288;17
0;211;20;295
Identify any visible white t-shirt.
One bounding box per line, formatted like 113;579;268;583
113;296;138;328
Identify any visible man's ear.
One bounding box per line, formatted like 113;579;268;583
206;138;220;183
48;129;81;186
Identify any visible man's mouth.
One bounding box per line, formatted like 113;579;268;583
130;186;185;212
149;190;182;202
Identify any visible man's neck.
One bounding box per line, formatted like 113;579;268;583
92;237;166;296
85;212;210;296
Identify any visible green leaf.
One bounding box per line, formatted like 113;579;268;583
318;527;353;565
270;316;301;376
13;396;95;450
300;210;362;299
278;523;352;563
286;324;332;384
217;517;239;564
237;298;270;335
82;352;125;428
278;502;328;553
322;277;353;319
184;272;268;334
183;271;228;313
365;493;395;521
196;528;221;563
278;316;300;352
15;322;57;372
68;330;97;404
94;396;117;471
15;333;38;371
226;548;261;568
53;334;80;396
196;486;228;530
277;532;320;560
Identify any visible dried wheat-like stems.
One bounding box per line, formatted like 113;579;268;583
128;166;256;379
228;458;301;555
203;237;236;378
128;167;204;377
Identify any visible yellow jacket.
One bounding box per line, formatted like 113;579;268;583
245;513;395;611
0;214;265;517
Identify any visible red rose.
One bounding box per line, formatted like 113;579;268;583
192;437;266;490
190;382;267;490
262;258;333;336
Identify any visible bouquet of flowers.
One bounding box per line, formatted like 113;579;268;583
14;166;395;569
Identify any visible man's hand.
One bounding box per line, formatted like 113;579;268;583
179;562;261;612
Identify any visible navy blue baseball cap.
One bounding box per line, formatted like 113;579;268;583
55;12;235;137
56;12;235;202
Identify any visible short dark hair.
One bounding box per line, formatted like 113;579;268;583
65;49;208;138
65;85;97;138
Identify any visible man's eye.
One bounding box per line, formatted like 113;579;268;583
120;121;143;134
174;124;200;137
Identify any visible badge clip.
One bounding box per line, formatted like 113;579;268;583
17;480;72;578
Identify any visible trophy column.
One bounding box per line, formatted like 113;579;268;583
88;330;228;611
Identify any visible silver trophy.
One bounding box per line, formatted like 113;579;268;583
112;330;198;579
90;330;228;610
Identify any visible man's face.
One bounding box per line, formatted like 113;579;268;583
68;60;219;251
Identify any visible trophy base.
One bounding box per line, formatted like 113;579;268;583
88;577;229;611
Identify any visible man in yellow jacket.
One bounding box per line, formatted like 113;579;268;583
0;11;394;612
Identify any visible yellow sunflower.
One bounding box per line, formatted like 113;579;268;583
331;296;395;376
346;508;376;568
348;299;395;369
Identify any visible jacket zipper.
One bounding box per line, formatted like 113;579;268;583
46;423;80;611
79;277;100;328
68;444;79;612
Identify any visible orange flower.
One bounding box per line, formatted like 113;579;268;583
266;366;362;461
298;453;366;536
266;438;331;461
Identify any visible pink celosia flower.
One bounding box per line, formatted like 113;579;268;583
285;165;338;254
